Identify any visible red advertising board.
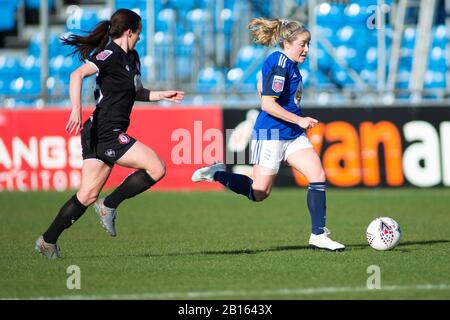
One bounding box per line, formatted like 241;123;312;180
0;107;223;191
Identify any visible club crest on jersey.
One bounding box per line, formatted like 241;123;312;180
96;50;113;61
105;149;116;157
272;75;285;93
118;133;131;144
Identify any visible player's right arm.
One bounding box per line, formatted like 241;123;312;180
261;66;318;130
66;63;98;135
261;96;318;130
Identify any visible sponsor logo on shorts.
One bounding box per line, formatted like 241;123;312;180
105;149;116;157
118;133;131;144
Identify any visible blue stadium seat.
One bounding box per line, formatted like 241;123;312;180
396;68;410;89
316;3;345;29
176;32;195;81
10;76;41;98
20;55;41;76
360;69;377;86
196;67;224;93
116;0;147;10
235;45;265;70
402;27;416;48
332;64;355;87
168;0;197;11
343;3;370;25
428;46;446;71
156;8;176;33
432;25;447;49
424;71;446;89
25;0;55;9
0;3;16;31
365;46;377;71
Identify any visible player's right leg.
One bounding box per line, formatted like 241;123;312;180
35;159;112;259
191;138;279;201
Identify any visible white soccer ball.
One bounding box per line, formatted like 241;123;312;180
366;217;401;251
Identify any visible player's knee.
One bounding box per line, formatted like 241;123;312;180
146;162;166;182
76;190;98;206
309;168;326;183
252;189;271;202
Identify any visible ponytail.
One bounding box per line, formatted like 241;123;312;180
248;18;310;48
62;8;141;61
61;20;111;61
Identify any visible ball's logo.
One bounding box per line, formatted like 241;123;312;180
118;133;130;144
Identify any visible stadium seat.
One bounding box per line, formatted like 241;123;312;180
235;45;265;70
0;3;17;31
432;25;448;49
424;70;446;89
115;0;147;11
25;0;55;10
176;32;195;81
316;3;345;29
396;68;410;89
360;68;377;86
428;46;446;71
196;67;225;93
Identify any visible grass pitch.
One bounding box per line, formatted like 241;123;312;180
0;188;449;300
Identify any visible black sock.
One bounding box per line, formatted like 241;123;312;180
213;171;256;201
43;195;87;244
104;169;156;209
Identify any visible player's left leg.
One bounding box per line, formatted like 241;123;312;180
286;146;345;251
102;141;165;210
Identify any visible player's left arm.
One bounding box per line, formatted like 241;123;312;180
136;87;185;103
134;51;184;103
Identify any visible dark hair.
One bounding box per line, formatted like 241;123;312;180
61;8;141;61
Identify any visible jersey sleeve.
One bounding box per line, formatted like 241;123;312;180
87;49;117;74
261;66;287;97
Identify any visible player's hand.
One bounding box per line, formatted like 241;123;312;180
297;116;318;130
66;108;82;135
160;91;185;103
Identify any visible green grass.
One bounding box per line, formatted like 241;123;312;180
0;188;449;299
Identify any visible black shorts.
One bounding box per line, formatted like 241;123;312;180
81;119;137;166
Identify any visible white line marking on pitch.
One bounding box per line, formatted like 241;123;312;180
2;283;450;300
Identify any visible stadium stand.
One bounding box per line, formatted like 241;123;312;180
0;0;448;107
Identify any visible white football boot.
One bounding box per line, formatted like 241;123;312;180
35;235;62;259
309;227;345;252
94;198;117;237
191;162;226;182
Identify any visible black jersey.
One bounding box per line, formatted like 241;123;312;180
87;40;141;140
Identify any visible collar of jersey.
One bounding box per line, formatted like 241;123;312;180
279;51;298;66
110;40;131;57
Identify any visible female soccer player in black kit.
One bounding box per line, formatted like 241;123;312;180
35;9;184;259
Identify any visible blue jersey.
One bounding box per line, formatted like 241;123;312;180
253;51;304;140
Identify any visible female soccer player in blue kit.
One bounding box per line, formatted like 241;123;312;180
192;18;345;251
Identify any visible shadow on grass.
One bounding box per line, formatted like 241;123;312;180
136;239;450;258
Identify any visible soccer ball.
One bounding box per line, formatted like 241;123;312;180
366;217;401;250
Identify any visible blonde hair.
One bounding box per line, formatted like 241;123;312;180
248;18;310;48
